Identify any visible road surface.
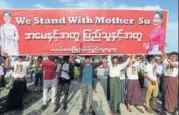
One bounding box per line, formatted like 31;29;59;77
2;80;177;115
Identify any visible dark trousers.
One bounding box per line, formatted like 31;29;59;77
56;78;70;108
7;78;26;110
35;73;43;89
138;72;144;87
107;75;110;100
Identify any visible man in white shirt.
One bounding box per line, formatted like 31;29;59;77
144;56;159;113
161;52;178;115
107;55;132;114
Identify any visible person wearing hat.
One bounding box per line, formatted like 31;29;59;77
144;56;159;113
107;55;133;115
161;52;178;115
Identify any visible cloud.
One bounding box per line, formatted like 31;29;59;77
33;4;48;9
116;5;162;10
58;0;114;8
58;0;162;10
0;0;12;9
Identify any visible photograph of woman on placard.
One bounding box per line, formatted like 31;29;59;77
144;11;166;54
0;11;19;56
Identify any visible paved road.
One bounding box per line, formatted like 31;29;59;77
2;81;177;115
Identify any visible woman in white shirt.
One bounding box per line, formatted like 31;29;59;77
5;56;32;111
0;11;19;56
161;52;178;115
126;56;144;113
107;55;132;115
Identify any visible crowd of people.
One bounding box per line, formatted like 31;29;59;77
0;51;178;115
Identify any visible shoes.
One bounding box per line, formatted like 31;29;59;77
41;104;47;111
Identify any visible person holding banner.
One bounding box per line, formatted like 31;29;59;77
126;55;144;113
79;56;102;115
34;56;43;92
40;56;57;111
0;11;19;56
161;52;178;115
144;11;165;54
54;56;73;112
5;56;32;111
107;55;132;115
144;56;159;113
118;57;127;105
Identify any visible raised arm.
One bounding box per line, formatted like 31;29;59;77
107;55;112;67
93;57;103;68
162;52;178;67
119;55;132;70
127;55;135;67
26;56;33;67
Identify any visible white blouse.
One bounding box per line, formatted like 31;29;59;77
108;55;130;78
1;23;19;56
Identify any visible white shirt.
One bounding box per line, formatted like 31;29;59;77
56;63;61;73
156;63;164;75
97;67;108;78
127;62;139;80
108;55;130;78
0;65;4;76
139;62;146;71
135;61;141;72
58;63;70;80
120;68;126;80
163;60;178;77
0;24;19;56
11;61;30;78
144;63;158;86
